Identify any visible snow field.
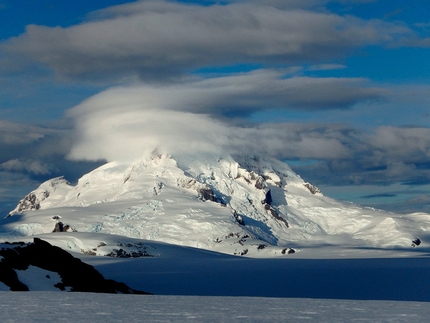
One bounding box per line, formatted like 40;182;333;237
0;292;429;323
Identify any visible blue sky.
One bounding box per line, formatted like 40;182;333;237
0;0;429;215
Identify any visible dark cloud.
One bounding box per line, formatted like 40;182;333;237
65;70;387;122
361;193;397;199
365;194;430;214
0;0;412;82
288;125;430;187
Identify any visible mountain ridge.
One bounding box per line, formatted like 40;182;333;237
3;152;429;257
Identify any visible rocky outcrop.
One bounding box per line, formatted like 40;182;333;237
178;177;220;203
8;192;45;215
281;248;296;255
254;176;265;190
412;238;421;247
264;203;289;228
7;177;71;217
105;249;153;258
198;188;218;202
233;210;245;225
0;238;150;294
52;221;76;233
303;182;322;195
262;190;273;205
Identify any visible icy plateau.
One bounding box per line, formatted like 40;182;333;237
2;152;429;257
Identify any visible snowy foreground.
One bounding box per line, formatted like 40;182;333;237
2;238;430;323
0;292;429;323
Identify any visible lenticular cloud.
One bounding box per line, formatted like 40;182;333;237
68;100;231;162
66;83;351;163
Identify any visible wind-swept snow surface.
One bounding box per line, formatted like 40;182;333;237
0;292;429;323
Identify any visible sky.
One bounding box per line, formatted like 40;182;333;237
0;0;429;215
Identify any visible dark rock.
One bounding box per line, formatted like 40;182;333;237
265;205;289;228
233;211;245;226
105;248;148;258
0;238;150;294
53;222;64;232
303;182;321;195
412;238;421;247
263;190;272;205
225;233;241;239
240;249;248;256
249;172;258;181
198;188;218;202
254;176;265;190
18;193;40;212
53;221;75;233
0;262;28;291
281;248;295;255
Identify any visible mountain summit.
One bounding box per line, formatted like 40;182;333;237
3;152;428;257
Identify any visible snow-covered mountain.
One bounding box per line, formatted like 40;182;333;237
2;152;429;257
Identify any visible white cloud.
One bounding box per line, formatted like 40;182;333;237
368;126;430;159
66;81;354;162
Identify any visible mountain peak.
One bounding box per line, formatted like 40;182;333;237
3;153;426;257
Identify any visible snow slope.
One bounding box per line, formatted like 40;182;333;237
2;152;430;258
0;152;430;257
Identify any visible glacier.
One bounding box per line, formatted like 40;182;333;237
2;152;429;258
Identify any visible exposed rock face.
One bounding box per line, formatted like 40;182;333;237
254;176;265;190
197;188;218;202
412;238;421;247
7;177;71;217
281;248;295;255
303;182;322;195
178;178;219;202
233;211;245;225
263;190;273;205
265;204;289;228
53;221;76;233
105;249;153;258
0;238;150;294
13;192;44;214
